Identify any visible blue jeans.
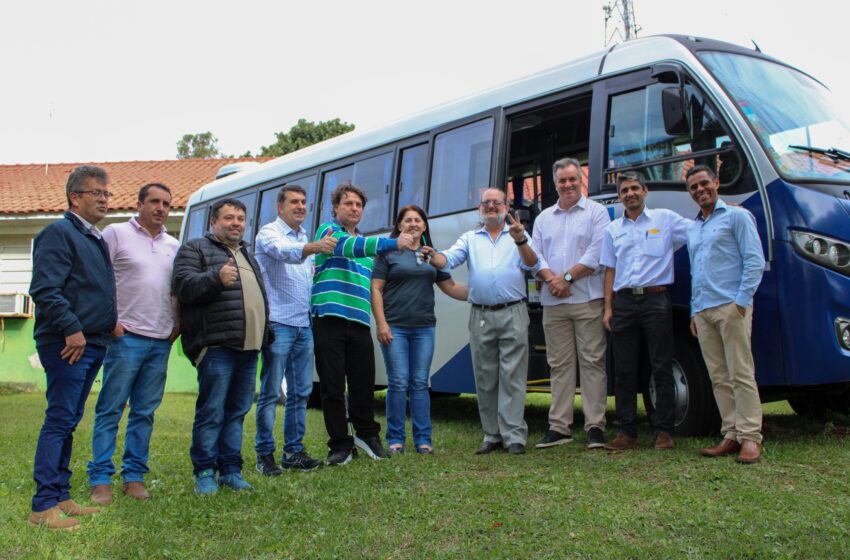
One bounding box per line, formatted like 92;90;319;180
255;323;314;455
87;333;171;486
189;347;258;476
380;326;435;447
32;342;107;512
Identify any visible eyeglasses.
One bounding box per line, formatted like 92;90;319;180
480;200;505;207
74;189;114;199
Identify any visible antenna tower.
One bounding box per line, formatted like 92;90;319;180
603;0;640;47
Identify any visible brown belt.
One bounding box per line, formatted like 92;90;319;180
617;286;667;296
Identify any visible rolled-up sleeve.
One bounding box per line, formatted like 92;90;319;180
256;225;306;264
440;233;470;271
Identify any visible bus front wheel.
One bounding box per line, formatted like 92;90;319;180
642;327;720;437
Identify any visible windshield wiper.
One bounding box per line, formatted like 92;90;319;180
787;144;850;162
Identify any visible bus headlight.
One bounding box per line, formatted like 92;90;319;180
790;230;850;277
836;318;850;350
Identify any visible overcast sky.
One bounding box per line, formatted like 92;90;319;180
1;0;848;165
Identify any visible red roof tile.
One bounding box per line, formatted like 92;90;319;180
0;158;272;214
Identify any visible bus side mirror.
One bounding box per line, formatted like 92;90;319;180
661;87;689;135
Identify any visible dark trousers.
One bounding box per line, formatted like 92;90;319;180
313;316;380;452
189;347;258;476
32;342;107;512
611;291;676;437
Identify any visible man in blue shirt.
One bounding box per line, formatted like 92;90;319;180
601;171;690;451
686;165;765;463
28;165;117;530
425;188;540;455
253;184;337;475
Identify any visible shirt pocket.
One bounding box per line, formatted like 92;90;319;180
644;232;665;257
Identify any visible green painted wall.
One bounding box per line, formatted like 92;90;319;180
0;317;202;392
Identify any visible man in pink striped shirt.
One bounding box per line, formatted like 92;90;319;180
87;183;180;504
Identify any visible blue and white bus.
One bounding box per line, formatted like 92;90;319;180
182;35;850;435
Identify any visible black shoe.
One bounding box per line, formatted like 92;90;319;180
354;435;387;460
281;450;323;471
255;454;283;476
535;430;573;449
586;427;606;449
327;448;356;466
507;443;526;455
475;441;504;455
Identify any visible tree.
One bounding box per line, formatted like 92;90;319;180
176;132;223;159
259;118;355;158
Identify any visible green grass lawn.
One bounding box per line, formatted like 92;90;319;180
2;391;850;559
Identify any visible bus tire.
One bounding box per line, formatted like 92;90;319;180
642;327;720;437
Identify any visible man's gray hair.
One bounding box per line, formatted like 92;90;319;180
552;157;582;182
66;165;109;208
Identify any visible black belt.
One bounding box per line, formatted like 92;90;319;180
471;300;524;311
617;286;667;296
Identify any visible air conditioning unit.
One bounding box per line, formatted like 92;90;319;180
0;293;33;317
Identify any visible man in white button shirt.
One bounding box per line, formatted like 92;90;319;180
600;171;690;451
532;158;611;450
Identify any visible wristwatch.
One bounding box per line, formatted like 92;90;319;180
563;272;574;284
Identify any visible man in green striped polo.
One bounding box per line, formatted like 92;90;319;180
311;184;416;466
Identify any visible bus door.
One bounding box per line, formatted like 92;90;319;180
504;91;594;391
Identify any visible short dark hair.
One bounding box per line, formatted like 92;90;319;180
277;184;307;205
617;170;647;192
390;205;431;245
66;165;108;208
331;183;367;217
211;198;247;220
685;164;717;181
138;182;172;203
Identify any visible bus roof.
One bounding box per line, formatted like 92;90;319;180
187;34;762;206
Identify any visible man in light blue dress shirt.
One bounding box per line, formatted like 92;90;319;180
253;184;337;474
686;165;765;463
601;171;691;451
425;188;540;455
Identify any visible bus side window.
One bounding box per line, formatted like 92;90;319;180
429;118;495;215
235;191;258;248
352;152;393;233
605;83;730;187
320;165;354;226
257;175;318;236
397;143;428;212
185;206;208;242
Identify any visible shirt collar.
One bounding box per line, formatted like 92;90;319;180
553;196;587;214
621;206;653;224
474;222;510;235
695;198;728;222
277;217;305;236
332;218;361;236
129;216;165;237
69;212;102;239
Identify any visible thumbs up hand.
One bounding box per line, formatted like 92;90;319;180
316;227;338;254
219;257;238;286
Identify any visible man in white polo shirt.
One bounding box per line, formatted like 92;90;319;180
88;183;180;504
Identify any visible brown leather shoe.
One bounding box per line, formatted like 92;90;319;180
604;432;638;451
654;432;675;450
90;484;113;506
122;481;151;500
737;440;762;464
28;506;81;531
57;499;100;516
700;438;741;457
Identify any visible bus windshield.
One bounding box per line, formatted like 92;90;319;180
700;51;850;182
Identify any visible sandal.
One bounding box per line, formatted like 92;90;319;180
416;444;434;455
388;444;404;456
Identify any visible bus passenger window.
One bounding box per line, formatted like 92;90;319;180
429;118;495;215
320;165;354;225
397;144;428;212
258;175;318;235
185;206;208;241
236;192;258;247
352;152;393;233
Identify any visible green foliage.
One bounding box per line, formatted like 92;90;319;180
176;132;223;159
258;118;355;158
3;394;850;558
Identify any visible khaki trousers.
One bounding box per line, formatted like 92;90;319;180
469;304;529;446
694;302;763;443
542;299;608;434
